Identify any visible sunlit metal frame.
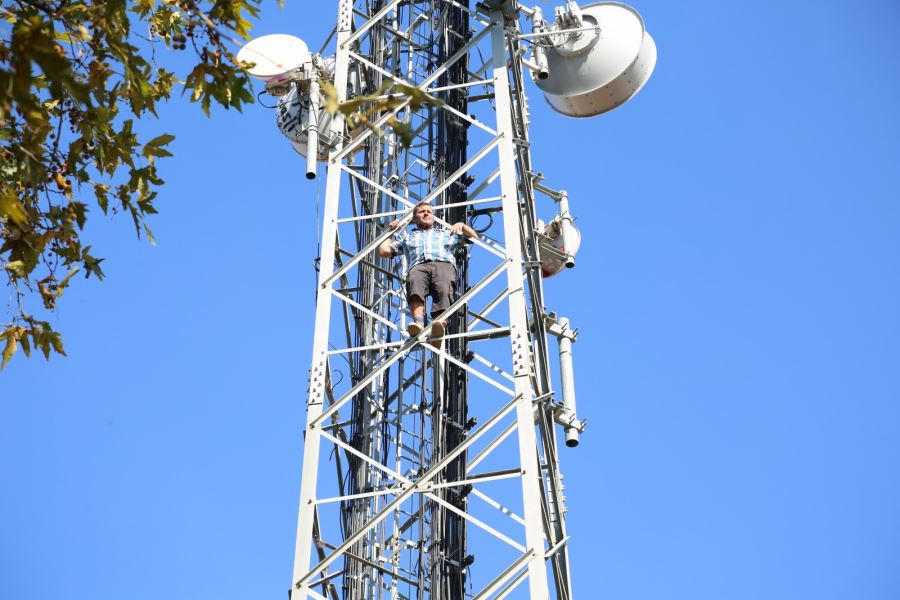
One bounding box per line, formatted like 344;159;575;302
290;2;575;598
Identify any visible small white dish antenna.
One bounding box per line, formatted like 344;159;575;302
534;2;657;117
537;217;582;277
237;34;310;84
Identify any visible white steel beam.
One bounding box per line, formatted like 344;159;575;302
291;2;354;598
490;11;552;598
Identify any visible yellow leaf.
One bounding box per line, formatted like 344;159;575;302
59;266;80;289
143;223;157;246
0;189;28;227
50;333;65;356
4;261;26;278
53;172;69;192
1;334;17;371
20;332;31;358
319;80;339;114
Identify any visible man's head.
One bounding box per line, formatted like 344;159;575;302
412;202;434;228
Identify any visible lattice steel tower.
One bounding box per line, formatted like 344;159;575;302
239;1;655;598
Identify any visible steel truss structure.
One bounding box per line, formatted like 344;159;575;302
291;1;583;598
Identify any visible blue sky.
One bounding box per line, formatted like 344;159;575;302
3;1;900;599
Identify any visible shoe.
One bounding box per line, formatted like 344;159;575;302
408;322;424;338
429;321;445;349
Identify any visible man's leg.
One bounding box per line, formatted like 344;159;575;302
429;261;457;332
406;264;430;337
409;295;425;322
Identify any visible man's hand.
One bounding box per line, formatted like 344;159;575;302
450;222;478;239
379;220;402;258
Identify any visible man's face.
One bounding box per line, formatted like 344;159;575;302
414;205;434;227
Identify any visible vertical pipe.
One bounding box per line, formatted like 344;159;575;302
306;77;320;180
531;8;549;80
558;191;576;269
558;317;579;447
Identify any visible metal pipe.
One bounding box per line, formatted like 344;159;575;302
306;77;320;180
557;317;579;447
558;191;576;269
530;8;549;80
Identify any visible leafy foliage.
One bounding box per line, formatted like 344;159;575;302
320;78;442;148
0;0;262;370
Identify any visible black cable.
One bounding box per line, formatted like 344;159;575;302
256;89;279;109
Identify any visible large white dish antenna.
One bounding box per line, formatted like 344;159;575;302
534;2;656;117
237;34;310;84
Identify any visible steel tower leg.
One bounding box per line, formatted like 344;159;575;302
489;12;550;599
291;2;354;598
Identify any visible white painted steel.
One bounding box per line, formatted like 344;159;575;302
305;78;320;179
531;7;550;79
290;4;352;598
295;397;521;589
534;2;657;117
277;1;605;597
558;192;577;269
491;12;552;598
557;317;580;447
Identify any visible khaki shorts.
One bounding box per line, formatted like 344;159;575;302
406;261;456;314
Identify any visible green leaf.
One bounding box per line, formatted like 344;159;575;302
50;332;66;356
95;183;110;214
36;329;51;360
141;133;175;160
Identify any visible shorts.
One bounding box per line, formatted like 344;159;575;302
406;261;457;314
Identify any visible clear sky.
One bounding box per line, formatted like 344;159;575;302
3;1;900;599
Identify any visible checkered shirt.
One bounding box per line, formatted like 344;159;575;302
390;226;461;271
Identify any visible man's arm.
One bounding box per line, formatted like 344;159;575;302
378;220;403;258
449;222;478;240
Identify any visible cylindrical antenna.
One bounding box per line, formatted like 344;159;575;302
558;317;579;447
531;8;550;80
558;191;576;269
305;78;320;180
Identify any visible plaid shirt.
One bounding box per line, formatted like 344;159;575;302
390;226;461;270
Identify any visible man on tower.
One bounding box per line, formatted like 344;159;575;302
379;201;478;342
